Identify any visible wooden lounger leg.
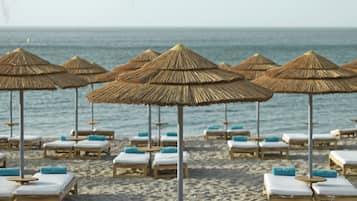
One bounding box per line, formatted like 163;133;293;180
153;168;158;178
113;165;117;177
44;148;48;158
229;150;234;160
142;167;148;177
184;166;189;178
329;158;334;168
343;166;346;175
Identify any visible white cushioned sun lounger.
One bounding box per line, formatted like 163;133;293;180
226;129;251;139
160;136;177;146
329;150;357;175
203;129;227;140
312;176;357;201
0;176;18;201
8;135;42;150
0;153;6;168
112;152;150;177
14;172;77;201
259;142;289;159
43;141;76;159
264;173;313;200
70;129;115;140
130;136;157;147
330;128;357;138
74;140;110;159
312;134;338;149
152;152;189;178
227;140;258;159
282;133;307;146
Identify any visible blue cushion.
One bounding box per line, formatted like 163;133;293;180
207;125;221;130
160;147;177;153
232;136;248;142
272;167;296;176
60;136;67;141
88;135;106;141
265;137;280;142
40;166;67;174
312;169;337;178
166;132;177;137
0;168;20;176
138;132;148;137
124;147;145;154
231;125;243;130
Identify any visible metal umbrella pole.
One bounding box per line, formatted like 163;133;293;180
224;104;228;130
307;94;313;178
177;106;184;201
90;83;95;130
147;105;152;148
74;88;79;138
19;90;24;178
256;102;260;140
158;106;161;146
9;91;13;137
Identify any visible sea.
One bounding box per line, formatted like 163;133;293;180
0;27;356;138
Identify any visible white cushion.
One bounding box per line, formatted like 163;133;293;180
0;176;18;198
74;140;109;149
227;140;258;148
0;152;5;160
259;141;289;148
113;152;150;164
152;152;189;166
9;135;41;141
282;133;307;141
160;135;177;142
130;136;157;142
15;172;74;196
227;129;250;133
203;129;226;135
331;128;357;134
312;176;357;196
43;141;75;148
313;134;337;140
264;173;313;196
330;151;357;165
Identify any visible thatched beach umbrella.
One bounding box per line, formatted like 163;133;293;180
0;48;87;178
87;44;273;201
253;50;357;178
341;59;357;73
63;56;108;130
231;53;279;138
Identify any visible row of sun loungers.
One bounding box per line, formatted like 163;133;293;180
69;129;115;140
0;135;42;150
282;133;338;148
130;132;178;147
0;167;77;201
264;167;357;201
203;125;251;140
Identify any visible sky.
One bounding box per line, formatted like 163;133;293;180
1;0;357;27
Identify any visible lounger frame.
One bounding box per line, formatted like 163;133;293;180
152;164;189;178
263;180;313;201
113;163;148;177
204;131;227;140
13;177;78;201
329;153;357;176
228;147;258;159
313;138;337;149
161;141;177;147
313;194;357;201
8;139;41;150
227;130;251;140
70;130;115;140
282;137;307;147
75;146;110;160
0;138;8;149
43;146;74;159
260;147;289;159
331;129;357;138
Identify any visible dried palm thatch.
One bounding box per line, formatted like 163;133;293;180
217;62;232;70
62;56;108;83
95;49;160;83
230;53;280;80
87;44;273;106
0;48;88;90
341;59;357;73
253;51;357;94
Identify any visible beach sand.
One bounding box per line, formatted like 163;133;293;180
2;137;357;201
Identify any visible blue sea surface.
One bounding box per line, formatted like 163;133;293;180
0;27;356;138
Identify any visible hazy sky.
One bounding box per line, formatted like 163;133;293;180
1;0;357;27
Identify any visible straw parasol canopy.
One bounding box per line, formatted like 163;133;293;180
0;48;88;179
217;62;232;70
230;53;279;80
95;48;160;82
341;59;357;73
253;50;357;179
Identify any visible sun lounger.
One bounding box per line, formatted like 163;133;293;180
74;140;110;159
152;152;189;178
0;136;8;149
259;140;289;159
329;150;357;175
43;141;76;159
227;140;258;159
203;126;227;140
0;153;6;168
0;176;18;201
112;152;150;177
264;173;313;201
8;135;42;150
312;134;337;149
282;133;307;147
160;135;177;147
226;130;251;139
130;132;157;147
312;176;357;201
13;171;78;201
330;128;357;138
70;129;115;140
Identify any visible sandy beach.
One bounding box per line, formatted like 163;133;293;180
1;136;357;201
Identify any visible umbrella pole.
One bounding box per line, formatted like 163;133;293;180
158;106;161;146
256;102;260;139
75;88;79;138
308;94;313;178
19;90;24;179
9;91;13;137
148;105;152;148
91;83;94;130
177;106;184;201
224;104;228;130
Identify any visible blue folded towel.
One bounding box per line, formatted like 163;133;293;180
232;136;248;142
40;166;67;174
60;136;67;141
160;147;177;153
265;137;280;142
138;132;148;137
124;147;145;154
88;135;106;141
166;132;177;137
0;168;20;176
207;125;221;130
272;166;296;176
231;125;243;130
312;169;337;178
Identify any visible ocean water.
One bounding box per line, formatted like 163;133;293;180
0;27;356;138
